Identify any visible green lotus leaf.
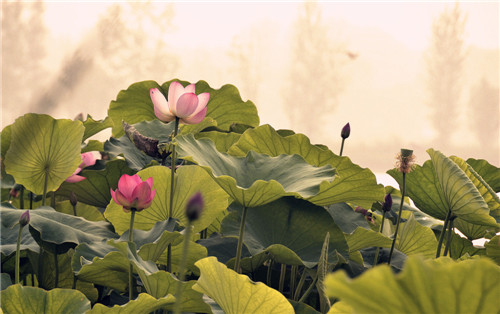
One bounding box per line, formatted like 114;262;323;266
328;301;353;313
157;238;208;276
1;210;39;256
82;140;105;153
450;156;500;218
325;256;500;313
193;256;294;314
88;293;176;314
1;284;90;314
396;214;437;258
4;114;84;195
108;80;259;137
105;165;229;234
316;233;331;313
485;235;500;264
345;228;392;253
196;131;241;152
1;273;12;291
180;117;218;135
227;125;384;207
27;250;98;302
55;200;104;222
1;207;117;254
58;159;135;208
1;124;12;159
82;115;113;141
133;271;211;313
467;158;500;193
448;233;484;260
176;134;336;207
104;136;159;171
221;198;349;268
389;149;498;228
290;300;321;314
326;203;371;234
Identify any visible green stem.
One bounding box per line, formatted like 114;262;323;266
339;138;345;156
50;191;56;208
72;275;77;289
266;259;273;287
15;225;24;284
294;269;307;301
373;212;386;266
29;192;33;209
167;117;179;273
278;264;286;293
128;209;136;300
72;205;77;216
289;265;298;297
234;205;248;273
436;209;452;258
388;172;406;264
42;173;49;206
298;275;318;303
54;248;59;288
19;187;24;209
174;222;192;314
38;247;44;288
443;217;455;257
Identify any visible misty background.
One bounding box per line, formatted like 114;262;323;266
2;1;499;173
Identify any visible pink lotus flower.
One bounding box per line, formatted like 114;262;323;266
110;174;156;212
66;152;97;183
150;81;210;124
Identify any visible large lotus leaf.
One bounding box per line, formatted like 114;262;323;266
196;131;241;152
82;115;113;141
345;228;392;253
395;214;437;258
227;125;384;207
450;156;500;218
58;159;135;208
180;117;218;135
4;114;84;195
55;200;104;222
27;250;98;302
326;203;371;234
176;135;336;207
467;158;500;192
325;256;500;313
328;301;353;314
1;124;12;158
1;284;90;314
0;207;117;254
1;212;39;256
104;136;157;171
428;149;497;227
134;271;211;313
1;273;12;291
88;293;176;314
221;197;349;268
108;80;259;137
105;165;229;234
193;257;294;314
158;238;208;276
389;149;498;227
485;235;500;264
448;233;484;260
82;140;105;153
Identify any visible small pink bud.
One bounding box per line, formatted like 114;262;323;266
341;123;350;139
19;210;30;227
70;192;78;207
185;192;204;222
382;193;393;212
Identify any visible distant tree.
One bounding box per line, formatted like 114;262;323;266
425;3;467;144
284;0;346;136
2;1;47;114
468;77;499;149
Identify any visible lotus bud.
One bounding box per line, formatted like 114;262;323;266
185;192;204;222
19;210;30;227
70;191;78;207
9;188;20;198
341;123;350;139
396;148;416;174
382;193;393;212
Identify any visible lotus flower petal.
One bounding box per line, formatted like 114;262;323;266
80;152;96;168
175;93;199;118
181;106;207;125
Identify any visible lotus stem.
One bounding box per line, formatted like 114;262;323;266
37;247;43;288
42;171;49;206
436;209;452;258
290;265;298;297
234;205;248;273
50;191;56;208
128;209;136;300
339;138;346;156
167;117;180;273
266;259;273;286
15;225;23;284
54;248;59;288
29;192;33;209
294;269;307;301
443;217;455;257
279;264;287;293
298;274;318;304
174;221;192;314
373;212;387;266
19;187;24;209
388;173;406;264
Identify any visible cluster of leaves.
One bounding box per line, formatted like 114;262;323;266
1;79;499;313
